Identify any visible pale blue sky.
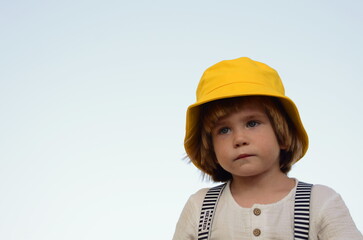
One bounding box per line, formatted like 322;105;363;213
1;1;362;239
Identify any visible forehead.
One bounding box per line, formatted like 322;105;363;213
216;98;267;121
238;97;266;111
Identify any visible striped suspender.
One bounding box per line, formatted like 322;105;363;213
294;182;313;240
198;183;227;240
198;181;313;240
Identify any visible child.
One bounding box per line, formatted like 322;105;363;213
172;57;362;239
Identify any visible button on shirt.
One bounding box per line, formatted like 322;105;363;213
253;228;261;237
253;208;261;216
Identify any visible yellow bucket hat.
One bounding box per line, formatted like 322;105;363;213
184;57;308;165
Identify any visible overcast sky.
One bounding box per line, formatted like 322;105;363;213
1;0;362;239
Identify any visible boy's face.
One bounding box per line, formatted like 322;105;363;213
211;99;284;179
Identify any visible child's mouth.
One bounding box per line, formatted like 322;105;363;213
235;154;253;160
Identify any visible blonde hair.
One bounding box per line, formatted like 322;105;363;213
186;96;304;182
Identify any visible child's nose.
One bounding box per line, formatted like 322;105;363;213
233;130;248;148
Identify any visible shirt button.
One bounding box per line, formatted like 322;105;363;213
253;208;261;216
253;228;261;237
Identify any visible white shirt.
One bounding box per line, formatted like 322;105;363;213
173;180;362;240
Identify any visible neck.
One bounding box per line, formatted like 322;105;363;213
230;170;294;196
229;171;295;207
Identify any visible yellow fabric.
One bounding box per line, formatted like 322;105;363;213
184;57;308;167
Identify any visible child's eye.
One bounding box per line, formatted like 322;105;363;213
246;120;260;128
218;127;231;134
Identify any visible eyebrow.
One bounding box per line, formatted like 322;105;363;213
243;112;267;120
214;112;267;126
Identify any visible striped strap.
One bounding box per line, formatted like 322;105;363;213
197;183;227;240
294;181;313;240
198;181;313;240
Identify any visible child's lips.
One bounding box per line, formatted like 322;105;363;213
235;154;254;160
